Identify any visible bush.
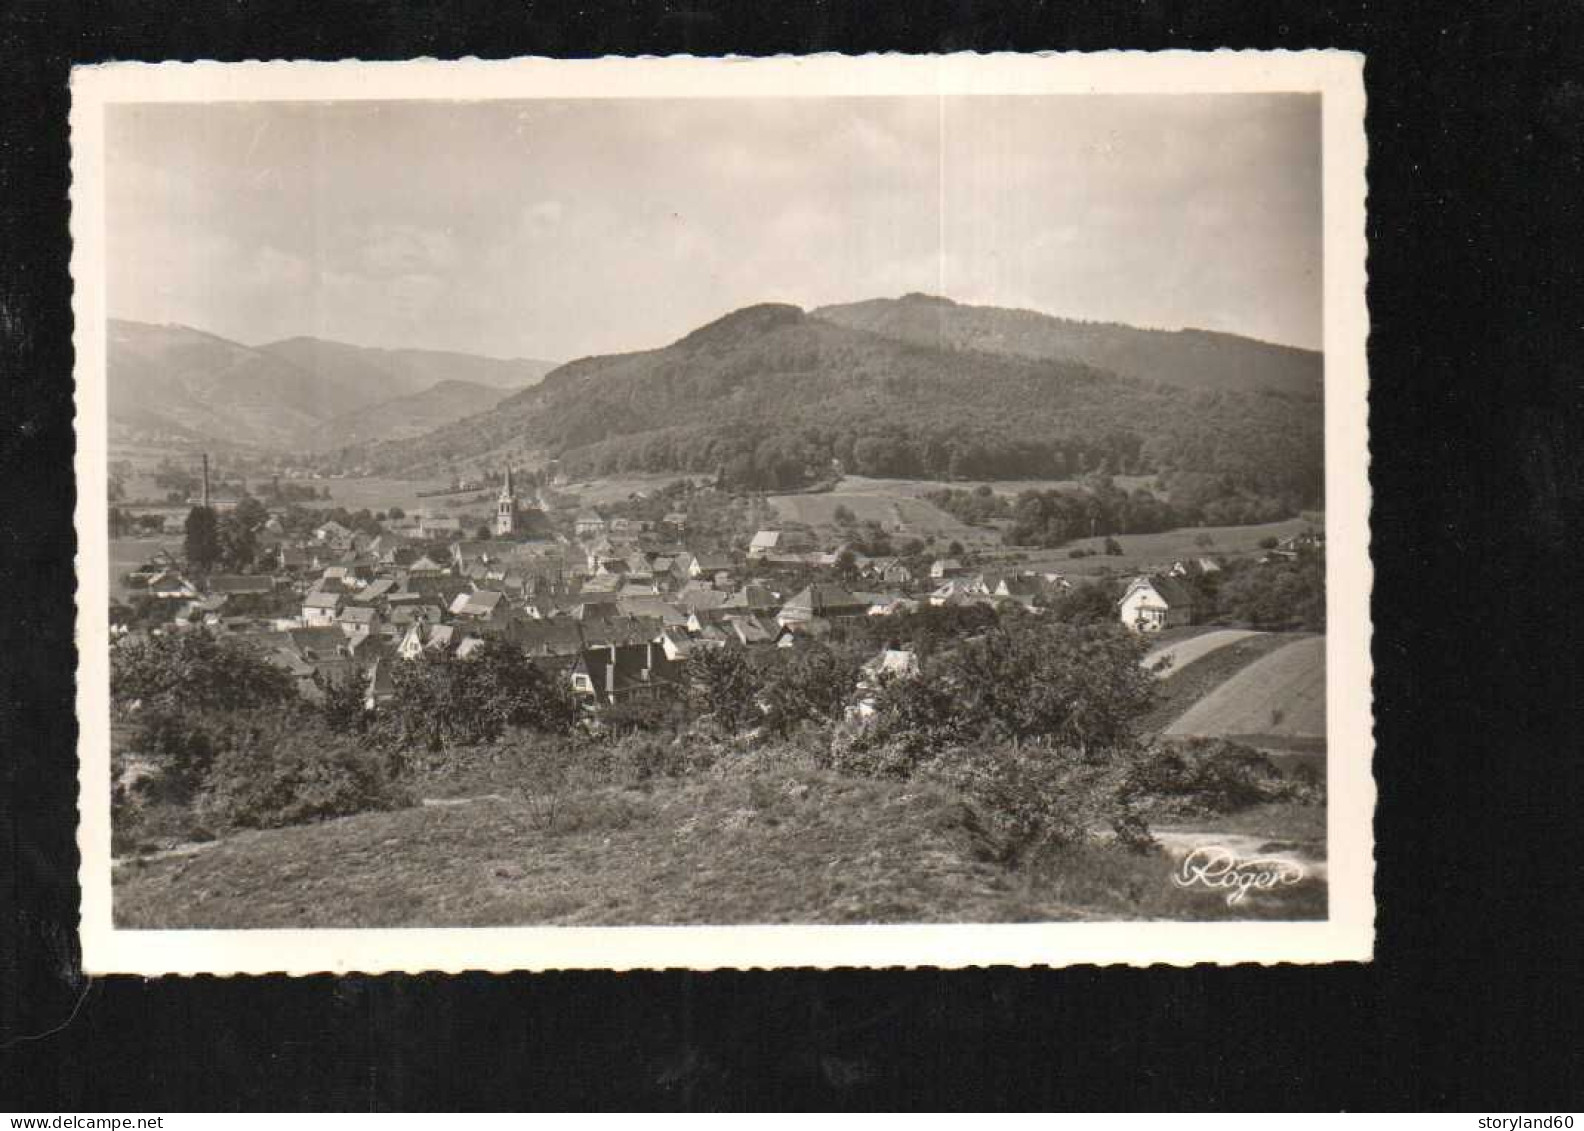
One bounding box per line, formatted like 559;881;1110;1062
1121;738;1320;818
923;743;1151;863
198;714;412;831
111;630;295;714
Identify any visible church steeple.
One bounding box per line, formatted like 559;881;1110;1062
495;463;517;537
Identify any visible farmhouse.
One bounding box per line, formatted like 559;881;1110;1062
574;510;607;539
1117;575;1199;633
778;583;869;624
301;589;344;627
747;528;811;559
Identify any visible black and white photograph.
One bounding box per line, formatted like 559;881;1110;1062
72;54;1372;972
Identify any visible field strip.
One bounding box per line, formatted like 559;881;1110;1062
1142;629;1263;677
1164;635;1326;739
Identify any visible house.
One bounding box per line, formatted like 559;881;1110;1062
417;514;463;539
313;520;353;546
277;545;311;573
747;529;811;559
144;570;199;600
864;557;914;586
930;558;969;580
573;510;607;539
674;582;730;614
337;604;382;636
449;588;509;625
1117;575;1199;633
662;512;689;531
353;577;398;605
720;614;786;647
570;636;684;706
301;589;344;627
778;584;870;624
868;595;920;617
406;553;447;578
928;579;976;607
688;552;734;579
719;583;780;615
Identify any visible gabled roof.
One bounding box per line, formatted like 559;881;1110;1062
1122;574;1197;607
580;615;664;649
207;574;274;595
510;620;587;658
781;583;864;616
354;578;397;603
691;552;735;571
616;597;690;627
720;584;779;610
302;589;344;610
287;626;348;660
339;605;380;625
451;589;506;617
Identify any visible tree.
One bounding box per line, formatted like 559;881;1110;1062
111;630;295;714
183;506;220;573
217;495;268;571
833;547;858;581
755;643;862;737
832;503;857;526
1103;536;1124;556
1193;532;1216;549
387;506;405;520
373;643;577;750
687;643;762;733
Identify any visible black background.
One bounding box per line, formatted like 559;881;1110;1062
3;1;1582;1110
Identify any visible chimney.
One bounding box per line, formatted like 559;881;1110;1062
201;453;211;509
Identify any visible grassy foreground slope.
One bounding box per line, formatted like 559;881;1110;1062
113;767;1322;928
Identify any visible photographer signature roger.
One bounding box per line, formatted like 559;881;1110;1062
1171;845;1307;905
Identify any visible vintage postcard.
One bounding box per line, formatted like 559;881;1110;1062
72;52;1372;973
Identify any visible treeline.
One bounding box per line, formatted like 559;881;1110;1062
926;476;1298;548
361;310;1322;515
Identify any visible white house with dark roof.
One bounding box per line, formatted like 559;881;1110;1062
1117;575;1198;633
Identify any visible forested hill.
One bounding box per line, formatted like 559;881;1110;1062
813;294;1323;400
353;302;1323;519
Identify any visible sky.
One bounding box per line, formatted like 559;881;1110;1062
106;94;1323;361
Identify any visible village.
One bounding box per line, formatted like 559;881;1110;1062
110;454;1326;724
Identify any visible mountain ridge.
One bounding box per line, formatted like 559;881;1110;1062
352;298;1323;518
811;293;1322;399
107;318;555;450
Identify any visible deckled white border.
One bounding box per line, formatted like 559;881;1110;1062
72;52;1373;974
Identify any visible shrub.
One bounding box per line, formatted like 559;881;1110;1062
197;714;411;831
1121;738;1320;818
111;630;295;714
923;743;1151;863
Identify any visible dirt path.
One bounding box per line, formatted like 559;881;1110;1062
1143;629;1263;677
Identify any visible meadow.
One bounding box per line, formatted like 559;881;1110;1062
113;759;1326;928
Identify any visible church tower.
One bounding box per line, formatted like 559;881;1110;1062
495;464;517;537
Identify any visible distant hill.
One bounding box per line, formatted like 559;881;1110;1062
357;302;1323;513
108;321;339;448
107;319;553;450
257;337;556;394
305;379;513;449
813;293;1322;399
